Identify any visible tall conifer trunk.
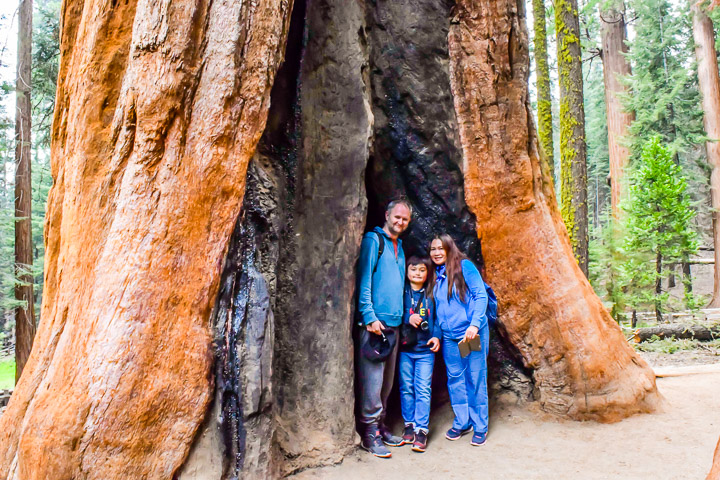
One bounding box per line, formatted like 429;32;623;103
691;2;720;308
556;0;589;276
600;1;633;218
533;0;554;178
14;0;34;382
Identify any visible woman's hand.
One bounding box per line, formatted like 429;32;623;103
464;325;479;342
409;313;423;328
427;337;440;352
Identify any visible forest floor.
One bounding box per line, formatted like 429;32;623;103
290;352;720;480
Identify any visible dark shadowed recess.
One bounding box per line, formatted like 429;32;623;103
189;0;533;477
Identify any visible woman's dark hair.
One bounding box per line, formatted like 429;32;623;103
406;256;432;288
427;233;468;302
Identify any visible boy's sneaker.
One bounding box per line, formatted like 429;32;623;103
412;431;428;452
402;425;415;445
379;426;403;447
470;431;487;446
361;429;392;458
445;426;472;441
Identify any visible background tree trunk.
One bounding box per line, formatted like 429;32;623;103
691;2;720;309
600;1;634;219
449;0;660;420
556;0;589;276
14;0;35;383
0;0;294;477
533;0;555;180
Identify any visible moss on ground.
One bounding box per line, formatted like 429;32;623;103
0;357;15;390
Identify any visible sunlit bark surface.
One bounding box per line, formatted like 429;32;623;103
0;0;292;477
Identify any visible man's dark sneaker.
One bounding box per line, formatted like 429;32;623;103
361;430;392;458
402;425;415;445
412;431;428;452
445;426;473;441
470;431;487;446
379;426;404;447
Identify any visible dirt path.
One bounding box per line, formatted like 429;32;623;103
290;366;720;480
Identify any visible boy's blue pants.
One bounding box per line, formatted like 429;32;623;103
398;351;435;433
442;326;490;434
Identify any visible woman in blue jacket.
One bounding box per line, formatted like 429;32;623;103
429;234;490;446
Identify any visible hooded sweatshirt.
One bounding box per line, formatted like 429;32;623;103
357;227;406;327
433;259;488;340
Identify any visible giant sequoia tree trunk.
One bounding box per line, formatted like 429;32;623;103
691;3;720;309
0;0;294;477
0;0;659;478
449;0;658;420
600;1;633;219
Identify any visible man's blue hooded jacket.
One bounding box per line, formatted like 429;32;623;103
357;227;405;327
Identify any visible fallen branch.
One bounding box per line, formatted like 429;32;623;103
633;324;720;343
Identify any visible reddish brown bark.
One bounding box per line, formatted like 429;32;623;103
600;2;634;218
0;0;293;477
691;3;720;308
14;0;35;382
449;0;661;421
709;435;720;480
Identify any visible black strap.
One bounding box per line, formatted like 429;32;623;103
372;230;385;274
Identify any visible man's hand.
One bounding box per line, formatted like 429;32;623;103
409;313;423;328
464;325;479;342
427;337;440;352
366;320;385;335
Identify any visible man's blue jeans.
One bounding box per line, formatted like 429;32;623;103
442;326;489;434
398;351;435;433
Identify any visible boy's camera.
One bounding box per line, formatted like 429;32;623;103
420;320;429;331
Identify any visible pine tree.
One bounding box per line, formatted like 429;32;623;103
533;0;555;178
623;136;698;320
15;0;35;381
556;0;590;276
624;0;704;159
600;0;634;218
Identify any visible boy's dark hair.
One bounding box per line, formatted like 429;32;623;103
407;255;432;274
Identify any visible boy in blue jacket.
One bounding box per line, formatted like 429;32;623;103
398;256;441;452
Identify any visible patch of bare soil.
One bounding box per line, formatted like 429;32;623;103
639;349;720;367
290;368;720;480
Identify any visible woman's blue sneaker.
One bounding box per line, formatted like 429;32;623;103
470;431;487;446
445;426;472;441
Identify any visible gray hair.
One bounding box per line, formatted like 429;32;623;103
386;198;413;217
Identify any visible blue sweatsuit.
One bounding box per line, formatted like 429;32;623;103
433;260;490;435
399;284;440;433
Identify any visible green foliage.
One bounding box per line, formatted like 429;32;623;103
0;357;15;390
621;136;699;312
624;0;705;160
